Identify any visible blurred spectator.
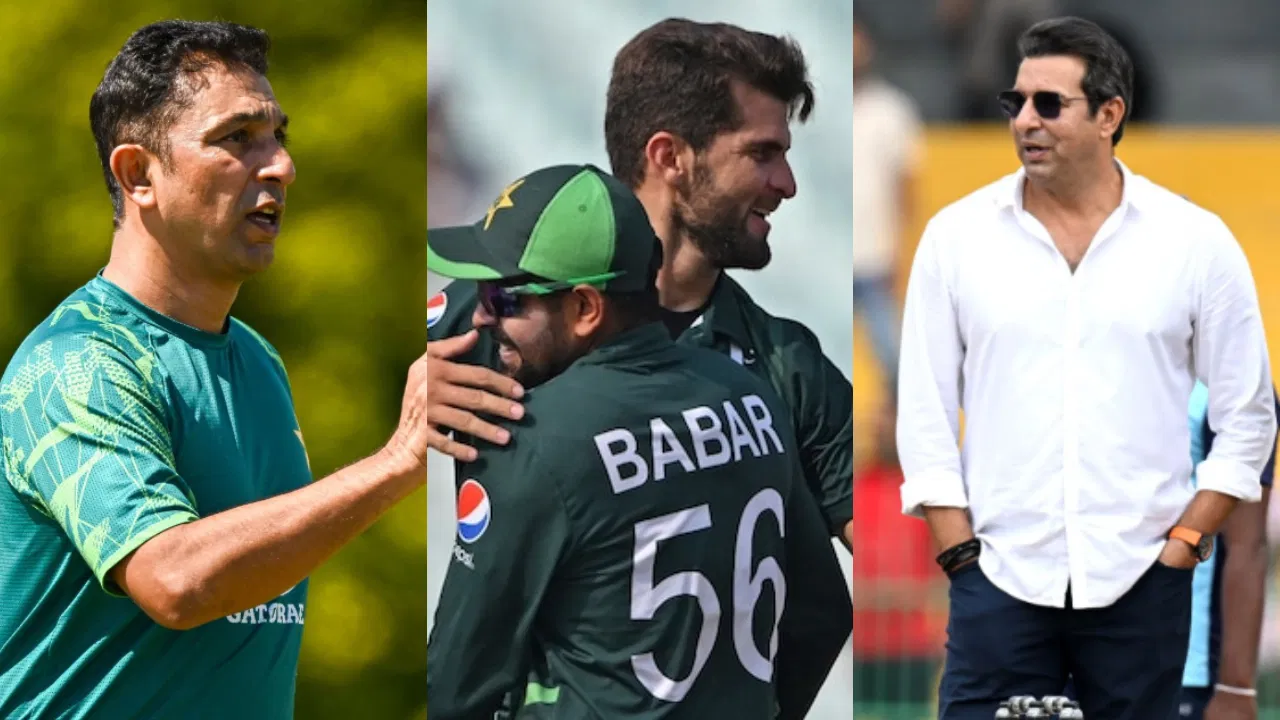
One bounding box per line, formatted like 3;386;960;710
852;397;948;707
853;14;921;390
937;0;1061;120
428;84;487;228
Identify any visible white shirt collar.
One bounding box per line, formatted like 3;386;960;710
995;157;1146;216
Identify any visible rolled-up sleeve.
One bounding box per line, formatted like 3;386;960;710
1193;216;1276;503
897;217;968;517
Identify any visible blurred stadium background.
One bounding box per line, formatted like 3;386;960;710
427;2;854;718
855;0;1280;718
0;2;427;719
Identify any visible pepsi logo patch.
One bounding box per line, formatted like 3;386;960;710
427;292;448;329
456;479;491;543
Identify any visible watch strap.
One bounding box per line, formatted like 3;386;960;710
1169;526;1203;547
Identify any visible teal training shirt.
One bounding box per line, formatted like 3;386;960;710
0;274;313;719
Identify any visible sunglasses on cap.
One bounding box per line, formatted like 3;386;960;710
997;90;1088;120
477;272;624;319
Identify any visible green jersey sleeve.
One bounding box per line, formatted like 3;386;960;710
775;321;854;537
773;454;854;720
0;333;198;596
426;428;573;720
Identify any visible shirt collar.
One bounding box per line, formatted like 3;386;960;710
689;273;752;348
996;157;1147;215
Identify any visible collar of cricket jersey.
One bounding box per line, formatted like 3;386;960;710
90;271;232;349
683;272;752;348
571;322;678;368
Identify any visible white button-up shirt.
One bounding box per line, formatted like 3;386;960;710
896;160;1276;609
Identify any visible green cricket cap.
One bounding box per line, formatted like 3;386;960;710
427;164;658;294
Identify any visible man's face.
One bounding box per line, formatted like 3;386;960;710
1009;56;1105;182
471;285;580;390
150;62;296;281
673;80;797;271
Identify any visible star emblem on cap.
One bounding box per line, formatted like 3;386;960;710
483;178;526;230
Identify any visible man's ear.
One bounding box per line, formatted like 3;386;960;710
109;144;158;212
1097;96;1126;143
566;285;606;338
643;131;693;188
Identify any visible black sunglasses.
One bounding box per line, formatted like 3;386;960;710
476;282;567;319
477;272;624;319
997;90;1088;120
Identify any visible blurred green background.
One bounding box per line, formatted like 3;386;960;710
0;2;427;719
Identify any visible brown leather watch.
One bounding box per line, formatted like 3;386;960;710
1168;526;1214;563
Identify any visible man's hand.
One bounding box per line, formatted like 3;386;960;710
1204;690;1257;720
1156;538;1199;570
384;346;433;476
114;349;440;630
425;330;524;463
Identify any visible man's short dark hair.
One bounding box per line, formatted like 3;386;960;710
90;20;271;226
1017;16;1135;146
605;18;815;188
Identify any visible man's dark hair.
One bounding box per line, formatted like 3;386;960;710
1017;16;1134;146
605;18;815;188
605;238;665;331
90;20;271;226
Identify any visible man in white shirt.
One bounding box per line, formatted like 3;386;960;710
896;16;1276;720
853;13;923;388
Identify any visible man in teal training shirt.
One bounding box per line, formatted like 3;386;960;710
0;20;432;719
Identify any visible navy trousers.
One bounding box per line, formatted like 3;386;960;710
938;560;1192;719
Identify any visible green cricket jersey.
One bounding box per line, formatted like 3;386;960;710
426;323;848;719
426;275;853;536
0;274;313;719
427;275;853;717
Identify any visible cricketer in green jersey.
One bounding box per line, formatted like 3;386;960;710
0;21;432;719
425;163;850;720
425;19;853;717
0;277;310;717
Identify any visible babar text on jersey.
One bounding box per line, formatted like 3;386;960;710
594;393;786;494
